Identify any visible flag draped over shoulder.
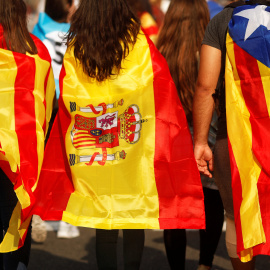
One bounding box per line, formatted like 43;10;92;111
0;27;55;252
226;4;270;261
32;12;70;99
140;12;159;44
33;29;205;230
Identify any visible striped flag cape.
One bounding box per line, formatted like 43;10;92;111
32;12;70;99
33;29;205;230
226;4;270;261
0;27;55;252
140;12;159;44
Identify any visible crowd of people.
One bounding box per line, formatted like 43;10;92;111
1;0;270;270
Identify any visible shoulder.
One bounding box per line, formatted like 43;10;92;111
209;6;235;31
30;34;51;62
202;7;235;51
210;6;235;35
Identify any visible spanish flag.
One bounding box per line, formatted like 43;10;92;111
0;27;55;252
226;4;270;261
33;29;205;231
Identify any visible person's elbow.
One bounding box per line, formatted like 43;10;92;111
195;79;215;97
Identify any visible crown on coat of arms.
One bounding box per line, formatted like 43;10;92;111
119;105;147;144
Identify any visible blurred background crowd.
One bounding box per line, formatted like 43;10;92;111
23;0;230;32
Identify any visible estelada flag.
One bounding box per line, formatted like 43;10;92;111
33;29;205;230
226;4;270;261
0;26;55;252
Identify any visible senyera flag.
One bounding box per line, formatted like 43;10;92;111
226;4;270;262
0;26;55;252
33;29;205;231
140;12;159;44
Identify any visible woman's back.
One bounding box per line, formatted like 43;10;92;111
0;0;55;256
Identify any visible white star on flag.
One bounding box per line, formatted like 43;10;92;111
235;5;270;41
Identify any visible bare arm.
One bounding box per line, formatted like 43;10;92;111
193;44;221;177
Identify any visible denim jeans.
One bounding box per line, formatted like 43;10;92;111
0;169;31;270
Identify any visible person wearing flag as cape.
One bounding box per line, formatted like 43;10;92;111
157;1;224;270
193;0;270;269
24;0;205;268
0;0;55;268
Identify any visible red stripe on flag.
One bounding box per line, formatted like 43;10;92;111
145;32;205;229
13;53;38;191
141;26;159;37
30;34;52;133
73;139;95;145
73;136;94;140
234;42;270;255
234;43;270;172
30;34;51;63
227;138;245;253
33;65;74;220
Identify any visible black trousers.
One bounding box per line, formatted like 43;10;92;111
96;229;145;270
164;187;224;269
0;170;31;270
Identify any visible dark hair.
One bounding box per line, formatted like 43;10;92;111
67;0;140;82
126;0;154;17
45;0;73;22
156;0;209;116
0;0;37;54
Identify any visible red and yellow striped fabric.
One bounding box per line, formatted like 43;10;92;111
33;29;205;230
226;31;270;261
0;27;55;252
140;12;159;44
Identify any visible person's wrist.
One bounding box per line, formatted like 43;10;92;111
193;141;208;149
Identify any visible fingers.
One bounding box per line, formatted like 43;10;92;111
194;144;214;178
197;163;213;178
208;158;214;172
203;169;213;178
196;157;213;178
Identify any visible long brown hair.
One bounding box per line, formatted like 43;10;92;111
0;0;37;54
156;0;209;116
66;0;140;82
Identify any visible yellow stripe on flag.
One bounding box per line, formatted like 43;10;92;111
226;34;265;259
31;55;54;192
0;203;31;253
257;60;270;118
0;49;20;172
44;68;55;136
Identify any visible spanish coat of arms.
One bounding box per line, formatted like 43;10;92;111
68;99;147;166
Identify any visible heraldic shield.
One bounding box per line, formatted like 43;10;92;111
69;99;147;167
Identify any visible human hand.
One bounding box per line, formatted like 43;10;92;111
194;143;213;178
